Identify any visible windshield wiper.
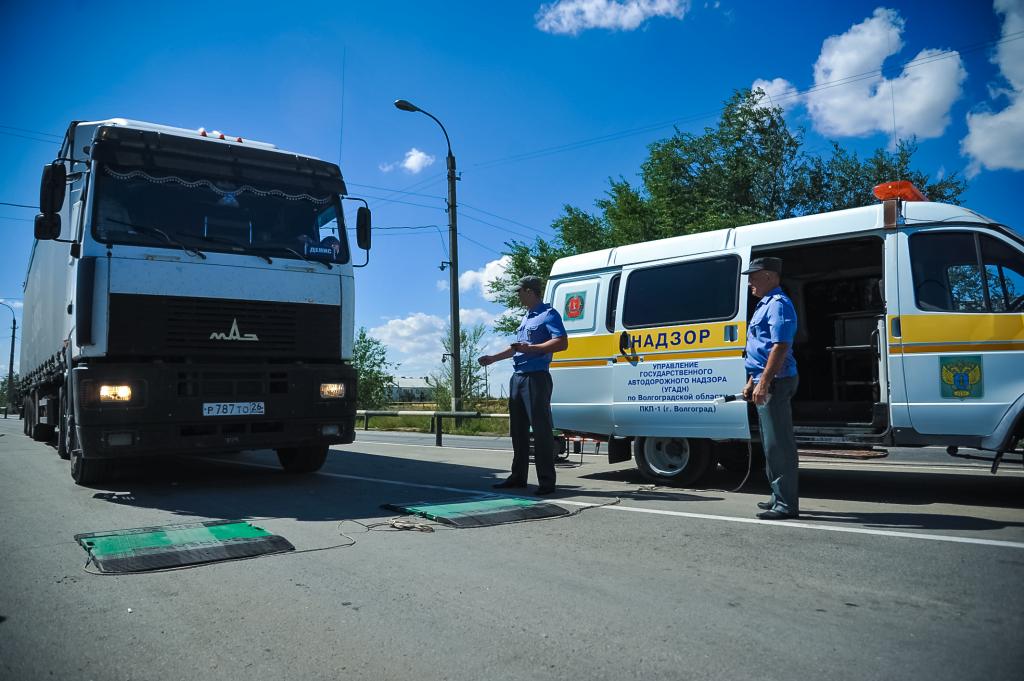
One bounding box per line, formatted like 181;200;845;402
196;234;273;264
108;219;206;260
279;246;332;270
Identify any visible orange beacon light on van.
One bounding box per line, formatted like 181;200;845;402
873;180;926;202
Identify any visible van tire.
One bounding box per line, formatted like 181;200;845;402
635;437;711;486
276;445;328;474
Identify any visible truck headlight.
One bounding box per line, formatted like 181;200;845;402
320;383;345;399
99;384;133;402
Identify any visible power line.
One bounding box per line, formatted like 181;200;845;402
0;201;36;209
0;129;60;145
0;124;61;139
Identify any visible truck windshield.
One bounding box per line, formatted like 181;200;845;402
91;164;349;264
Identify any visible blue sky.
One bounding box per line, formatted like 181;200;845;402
1;0;1021;394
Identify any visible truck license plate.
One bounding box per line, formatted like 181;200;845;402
202;401;265;417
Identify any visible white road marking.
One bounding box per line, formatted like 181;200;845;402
217;457;1024;551
347;439;1021;475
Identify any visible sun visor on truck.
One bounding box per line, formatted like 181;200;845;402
90;125;347;196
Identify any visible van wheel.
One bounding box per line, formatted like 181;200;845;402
635;437;711;486
276;445;328;473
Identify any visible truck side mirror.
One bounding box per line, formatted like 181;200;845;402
39;161;67;215
356;206;371;250
34;213;61;240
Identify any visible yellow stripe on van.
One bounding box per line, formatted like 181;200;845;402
888;314;1024;344
557;321;746;362
890;341;1024;355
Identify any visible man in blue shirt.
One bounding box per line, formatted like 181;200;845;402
479;275;568;495
741;257;800;520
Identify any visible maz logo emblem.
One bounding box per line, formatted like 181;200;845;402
210;318;259;342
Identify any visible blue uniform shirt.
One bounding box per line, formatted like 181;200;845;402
745;287;798;381
513;303;567;373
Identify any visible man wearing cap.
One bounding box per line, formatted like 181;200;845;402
741;257;800;520
479;275;568;495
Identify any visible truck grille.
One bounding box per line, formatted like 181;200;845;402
108;294;340;359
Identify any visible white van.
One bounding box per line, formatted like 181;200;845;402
546;184;1024;484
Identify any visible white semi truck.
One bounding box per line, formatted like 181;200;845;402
20;119;371;484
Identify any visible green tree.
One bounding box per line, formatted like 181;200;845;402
491;88;968;332
429;323;490;407
1;371;19;409
352;327;395;409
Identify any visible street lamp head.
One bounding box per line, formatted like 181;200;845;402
394;99;420;113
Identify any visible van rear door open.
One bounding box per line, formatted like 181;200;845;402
610;249;751;439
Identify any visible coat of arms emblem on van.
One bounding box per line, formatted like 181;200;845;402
940;356;983;399
565;292;586;320
210;318;259;342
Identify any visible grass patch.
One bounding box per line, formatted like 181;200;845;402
361;414;509;436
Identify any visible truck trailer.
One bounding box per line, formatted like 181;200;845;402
20;119;371;484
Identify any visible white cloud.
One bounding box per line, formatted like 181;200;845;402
369;309;502;381
0;299;23;309
755;8;966;145
369;313;446;356
459;255;511;302
751;77;801;111
436;279;449;291
379;147;436;174
535;0;689;35
459;308;497;326
806;8;965;143
962;0;1024;177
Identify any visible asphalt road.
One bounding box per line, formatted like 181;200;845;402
1;415;1022;681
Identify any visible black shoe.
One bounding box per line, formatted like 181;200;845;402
756;509;798;520
493;479;527;489
757;501;773;510
534;486;556;496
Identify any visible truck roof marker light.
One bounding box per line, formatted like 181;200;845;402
236;137;243;143
198;128;208;137
873;180;926;202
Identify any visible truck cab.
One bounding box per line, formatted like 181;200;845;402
22;119;371;484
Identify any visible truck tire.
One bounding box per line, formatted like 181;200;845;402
635;437;711;486
70;449;108;485
31;423;55;442
56;387;71;460
23;397;31;436
276;445;328;474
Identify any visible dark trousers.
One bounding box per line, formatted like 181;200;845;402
508;371;556;488
755;375;799;514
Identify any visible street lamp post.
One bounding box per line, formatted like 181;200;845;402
0;302;16;413
394;99;462;414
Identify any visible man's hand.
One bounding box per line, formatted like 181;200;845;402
752;379;771;406
741;377;754;402
478;355;495;367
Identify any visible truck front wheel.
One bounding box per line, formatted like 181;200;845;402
70;448;108;486
635;437;711;486
276;445;329;474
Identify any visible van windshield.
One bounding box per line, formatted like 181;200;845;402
91;164;349;264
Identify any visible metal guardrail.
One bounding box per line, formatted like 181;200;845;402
356;409;510;446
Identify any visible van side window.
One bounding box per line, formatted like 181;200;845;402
623;256;739;328
605;274;620;332
910;231;1024;312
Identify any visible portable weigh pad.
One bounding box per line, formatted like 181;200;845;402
383;497;571;527
75;520;294;573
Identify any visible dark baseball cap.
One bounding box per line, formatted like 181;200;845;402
517;275;544;294
741;257;782;275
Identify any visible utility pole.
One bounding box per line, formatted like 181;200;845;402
1;302;16;412
394;99;462;413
